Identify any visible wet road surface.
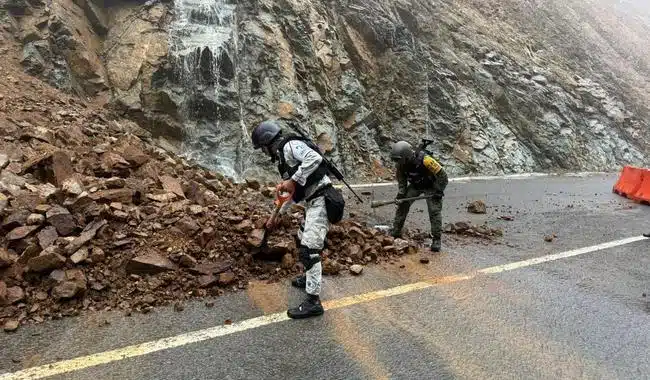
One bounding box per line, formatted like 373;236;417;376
1;173;649;380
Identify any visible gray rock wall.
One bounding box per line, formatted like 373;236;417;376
3;0;649;181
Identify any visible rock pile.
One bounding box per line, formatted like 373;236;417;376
443;222;504;239
0;61;420;331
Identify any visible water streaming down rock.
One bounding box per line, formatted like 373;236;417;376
168;0;243;180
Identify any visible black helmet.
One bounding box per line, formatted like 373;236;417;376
390;141;414;161
251;120;282;149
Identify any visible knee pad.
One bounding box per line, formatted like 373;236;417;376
299;245;321;270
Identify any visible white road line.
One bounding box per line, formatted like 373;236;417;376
1;235;645;380
334;171;611;189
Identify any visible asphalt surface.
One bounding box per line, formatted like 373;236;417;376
1;173;649;380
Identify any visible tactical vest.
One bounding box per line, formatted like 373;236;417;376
276;135;329;202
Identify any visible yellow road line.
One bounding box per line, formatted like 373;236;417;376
0;235;645;380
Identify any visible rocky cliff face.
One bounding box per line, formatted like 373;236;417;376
2;0;649;181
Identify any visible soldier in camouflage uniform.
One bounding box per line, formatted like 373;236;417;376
251;120;334;319
389;141;449;252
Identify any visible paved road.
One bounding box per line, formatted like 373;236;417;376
1;173;649;380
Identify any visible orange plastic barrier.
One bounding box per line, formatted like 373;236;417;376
612;166;645;198
629;168;650;203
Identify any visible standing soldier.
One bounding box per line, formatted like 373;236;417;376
251;119;344;319
389;141;449;252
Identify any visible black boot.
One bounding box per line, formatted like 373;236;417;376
644;233;650;238
291;275;306;289
430;239;441;252
287;295;324;319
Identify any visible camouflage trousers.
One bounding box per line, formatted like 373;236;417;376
392;178;448;240
296;195;329;296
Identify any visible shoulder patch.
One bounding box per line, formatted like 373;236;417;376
423;155;442;174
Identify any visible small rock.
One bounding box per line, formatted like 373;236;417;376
198;275;217;288
64;219;107;255
37;226;59;249
225;215;244;224
52;281;84;299
0;281;6;303
200;227;216;246
218;271;236;286
34;291;48;301
2;210;30;230
46;206;76;236
323;259;341;275
270;240;292;255
393;238;409;252
102;152;130;172
188;205;204;215
109;202;123;210
261;187;275;198
178;254;197;268
159;175;185;198
26;213;45;225
420;257;430;264
247;229;265;247
34;204;51;214
147;193;176;203
49;269;66;282
175;216;200;236
350;264;364;275
127;253;177;275
347;244;362;259
544;235;555;243
69;247;89;264
174;303;185;312
90;189;135;204
467;200;487;214
6;225;40;241
0;194;8;214
112;210;129;221
104;177;126;189
27;246;66;272
188;262;231;276
235;219;253;232
90;247;105;263
4;286;24;305
4;320;19;332
119;145;149;167
62;178;83;196
498;215;514;221
205;301;215;308
245;178;261;190
0;248;18;268
0;153;8;170
281;253;295;269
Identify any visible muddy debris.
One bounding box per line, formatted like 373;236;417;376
443;221;503;239
0;58;429;331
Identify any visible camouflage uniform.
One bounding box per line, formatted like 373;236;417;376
391;152;448;243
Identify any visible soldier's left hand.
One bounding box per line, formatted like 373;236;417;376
277;179;296;195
